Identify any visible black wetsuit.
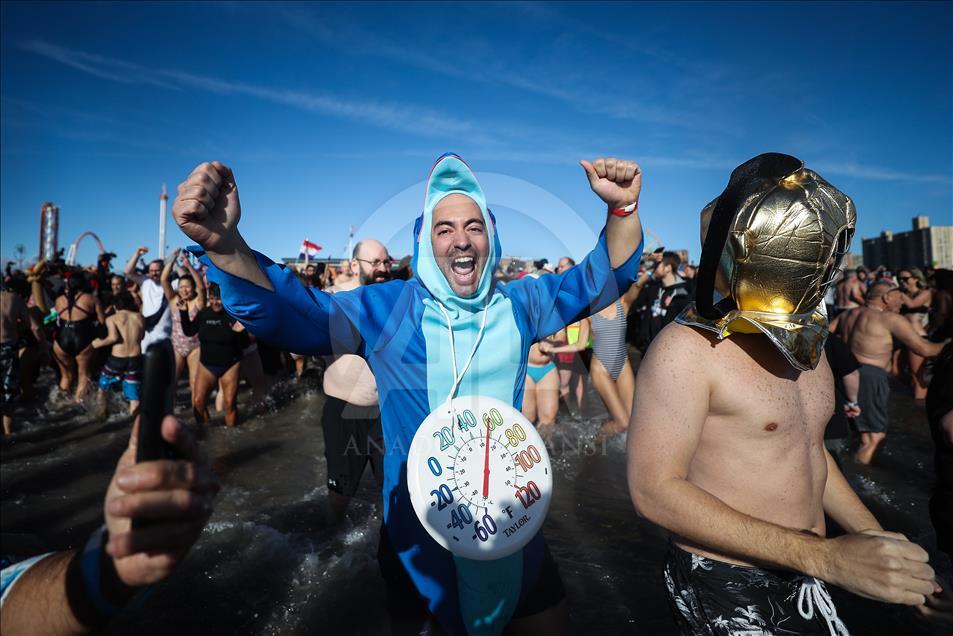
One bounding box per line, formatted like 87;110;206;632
56;295;96;356
180;307;249;377
927;347;953;563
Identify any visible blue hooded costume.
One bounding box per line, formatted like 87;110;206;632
195;154;643;634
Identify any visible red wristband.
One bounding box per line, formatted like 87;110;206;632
609;201;638;217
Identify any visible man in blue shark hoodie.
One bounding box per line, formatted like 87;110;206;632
172;154;645;635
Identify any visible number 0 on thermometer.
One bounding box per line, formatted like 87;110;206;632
407;395;553;560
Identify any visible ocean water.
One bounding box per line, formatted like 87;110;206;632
2;370;948;635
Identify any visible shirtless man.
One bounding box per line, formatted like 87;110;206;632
92;291;146;415
835;269;863;315
321;239;391;521
628;154;939;634
1;286;45;435
832;280;949;464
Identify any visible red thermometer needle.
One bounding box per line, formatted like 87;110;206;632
482;422;491;499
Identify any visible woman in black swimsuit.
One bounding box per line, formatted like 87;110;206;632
53;271;105;401
180;283;249;427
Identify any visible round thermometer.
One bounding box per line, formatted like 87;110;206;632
407;395;553;561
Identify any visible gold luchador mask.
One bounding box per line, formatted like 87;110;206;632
678;153;856;370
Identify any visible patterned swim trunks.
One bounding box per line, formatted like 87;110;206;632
0;342;20;405
98;355;143;402
664;543;849;635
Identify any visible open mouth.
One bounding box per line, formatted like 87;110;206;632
450;256;477;286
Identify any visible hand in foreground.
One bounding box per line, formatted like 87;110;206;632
581;157;642;209
819;529;935;606
843;403;862;418
916;575;953;625
104;415;219;587
172;161;242;253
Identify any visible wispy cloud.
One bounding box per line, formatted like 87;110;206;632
16;38;951;188
814;161;953;186
19;40;180;90
265;3;711;129
1;94;228;158
19;39;496;145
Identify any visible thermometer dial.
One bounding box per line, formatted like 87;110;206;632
407;396;553;561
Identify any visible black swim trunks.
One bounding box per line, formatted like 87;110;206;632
1;341;21;405
321;395;384;497
854;364;889;434
665;544;850;635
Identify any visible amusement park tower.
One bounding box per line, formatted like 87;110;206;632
38;202;59;260
158;183;168;258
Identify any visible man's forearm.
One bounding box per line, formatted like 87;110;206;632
123;252;141;278
205;234;273;291
917;339;948;358
822;451;881;533
843;371;860;403
31;280;49;314
605;211;643;269
1;551;87;636
633;477;830;576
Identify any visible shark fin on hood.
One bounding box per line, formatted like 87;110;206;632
412;153;501;314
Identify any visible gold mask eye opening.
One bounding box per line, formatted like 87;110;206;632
819;227;853;295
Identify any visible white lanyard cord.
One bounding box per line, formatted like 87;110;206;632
797;578;849;636
437;301;490;405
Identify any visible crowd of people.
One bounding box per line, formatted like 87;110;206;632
7;233;948;453
1;151;952;635
0;236;701;442
0;248;248;433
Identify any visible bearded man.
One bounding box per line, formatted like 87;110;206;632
174;154;644;634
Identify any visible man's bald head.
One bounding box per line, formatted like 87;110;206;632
866;280;902;312
351;239;392;286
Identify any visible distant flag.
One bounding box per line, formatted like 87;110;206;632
298;239;322;260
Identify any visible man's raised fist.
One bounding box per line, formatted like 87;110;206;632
581;157;642;210
172;161;242;252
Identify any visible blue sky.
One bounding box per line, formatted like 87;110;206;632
2;1;951;268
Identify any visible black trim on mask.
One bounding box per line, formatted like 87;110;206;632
695;153;803;320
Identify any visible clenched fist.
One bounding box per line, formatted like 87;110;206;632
819;529;936;606
173;161;242;253
581;157;642;209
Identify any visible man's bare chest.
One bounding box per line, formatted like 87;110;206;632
705;339;833;440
